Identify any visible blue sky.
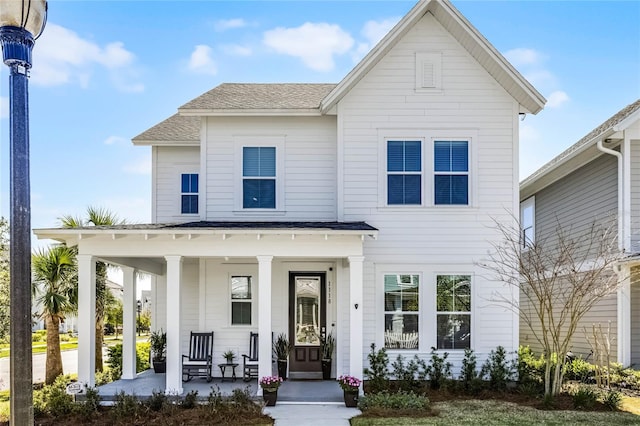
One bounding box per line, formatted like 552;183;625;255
1;0;639;239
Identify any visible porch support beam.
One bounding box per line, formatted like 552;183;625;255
257;255;273;395
77;254;96;388
165;255;183;394
348;256;364;388
122;266;137;379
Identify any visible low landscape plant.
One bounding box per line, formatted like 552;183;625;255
358;390;431;413
338;375;362;391
363;343;390;393
572;385;598;409
425;347;452;390
481;345;515;391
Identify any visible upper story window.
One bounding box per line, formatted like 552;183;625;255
436;274;471;350
434;141;469;205
243;147;276;209
520;197;535;248
387;140;422;205
181;173;198;214
231;276;252;325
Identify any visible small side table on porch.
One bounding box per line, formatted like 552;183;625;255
218;363;238;382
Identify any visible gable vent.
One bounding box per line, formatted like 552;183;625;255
415;52;442;91
422;62;435;88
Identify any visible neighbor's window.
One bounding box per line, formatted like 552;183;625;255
243;147;276;208
231;276;252;325
520;197;535;248
434;141;469;205
387;140;422;205
436;275;471;350
181;173;198;214
384;274;419;349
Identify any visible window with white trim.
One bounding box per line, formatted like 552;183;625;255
383;274;419;349
180;173;198;214
243;146;276;209
231;276;252;325
436;275;471;350
520;197;535;248
434;141;469;205
387;140;422;205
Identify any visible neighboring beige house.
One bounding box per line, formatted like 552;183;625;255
520;99;640;366
35;0;544;394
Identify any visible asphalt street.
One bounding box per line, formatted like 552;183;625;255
0;349;80;391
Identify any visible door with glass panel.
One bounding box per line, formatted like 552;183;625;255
288;272;326;379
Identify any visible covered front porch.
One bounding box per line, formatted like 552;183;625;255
97;369;344;403
34;221;378;395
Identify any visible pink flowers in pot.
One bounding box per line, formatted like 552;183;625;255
259;375;283;392
337;375;362;391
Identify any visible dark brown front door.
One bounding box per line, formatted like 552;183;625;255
288;272;326;379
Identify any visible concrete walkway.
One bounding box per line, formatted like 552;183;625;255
264;403;361;426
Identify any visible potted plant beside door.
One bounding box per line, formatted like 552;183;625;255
150;329;166;373
320;333;336;380
338;375;361;407
273;333;291;380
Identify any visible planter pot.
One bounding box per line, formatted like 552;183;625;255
343;390;358;408
321;359;332;380
277;360;288;380
263;390;278;406
153;360;166;374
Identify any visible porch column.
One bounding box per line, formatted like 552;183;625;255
348;256;364;385
77;254;96;388
165;255;183;394
257;255;273;394
618;265;631;366
122;266;137;379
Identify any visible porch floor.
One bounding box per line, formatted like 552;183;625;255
97;370;344;403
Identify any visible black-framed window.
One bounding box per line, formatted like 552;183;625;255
181;173;198;214
231;276;252;325
436;275;471;350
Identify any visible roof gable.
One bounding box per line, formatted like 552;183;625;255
320;0;545;115
132;114;201;145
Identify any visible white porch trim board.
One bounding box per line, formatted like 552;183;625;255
122;266;137;379
257;255;273;396
77;254;96;388
348;256;364;387
165;255;183;394
618;264;631;366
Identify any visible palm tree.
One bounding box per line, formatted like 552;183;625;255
60;206;125;372
32;245;77;385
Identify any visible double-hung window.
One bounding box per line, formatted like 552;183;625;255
520;197;535;248
181;173;198;214
243;147;276;209
434;141;469;205
436;275;471;350
387;140;422;205
231;276;252;325
384;274;419;349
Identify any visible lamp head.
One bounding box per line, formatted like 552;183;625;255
0;0;48;67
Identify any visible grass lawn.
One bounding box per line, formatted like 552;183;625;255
0;334;148;358
0;390;8;423
352;400;640;426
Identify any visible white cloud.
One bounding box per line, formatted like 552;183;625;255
504;48;544;67
546;90;570;108
214;18;247;32
188;45;218;76
31;23;144;92
104;136;127;145
0;96;7;119
220;44;253;57
123;156;151;175
263;22;354;72
352;17;398;62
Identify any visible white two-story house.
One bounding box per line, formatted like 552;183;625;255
35;0;545;394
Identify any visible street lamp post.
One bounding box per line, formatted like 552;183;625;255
137;300;142;337
0;1;47;424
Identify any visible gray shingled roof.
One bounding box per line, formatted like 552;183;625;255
132;113;200;143
53;221;377;232
179;83;337;111
522;99;640;186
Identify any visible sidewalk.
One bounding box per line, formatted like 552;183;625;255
264;403;361;426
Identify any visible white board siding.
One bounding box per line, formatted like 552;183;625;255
154;146;200;223
631;267;640;366
336;13;519;368
203;116;337;221
631;140;640;252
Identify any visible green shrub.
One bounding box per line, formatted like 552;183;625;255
32;330;47;343
358;390;430;411
602;389;622;411
425;347;452;390
74;387;101;420
565;358;594;382
363;343;390;393
481;346;514;391
572;385;597;409
391;354;426;392
181;390;199;409
33;375;75;418
106;342;151;380
146;389;168;412
111;391;141;420
59;333;70;342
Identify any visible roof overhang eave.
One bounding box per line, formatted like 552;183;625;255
177;108;323;117
131;139;200;146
